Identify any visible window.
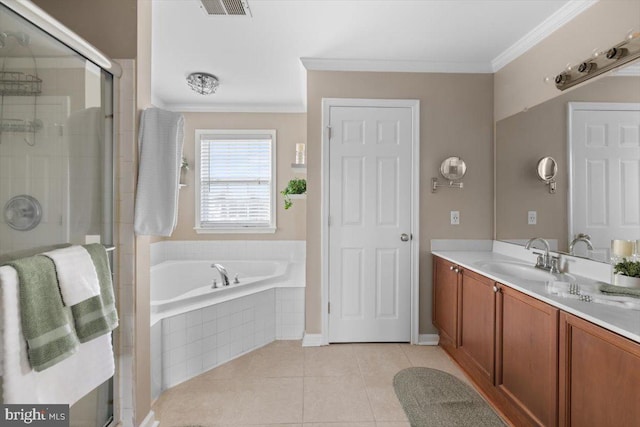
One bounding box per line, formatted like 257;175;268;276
195;129;276;233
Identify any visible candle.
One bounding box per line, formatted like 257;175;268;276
295;143;306;165
611;239;634;257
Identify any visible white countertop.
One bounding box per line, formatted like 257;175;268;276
432;249;640;344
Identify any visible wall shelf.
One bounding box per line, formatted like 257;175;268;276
291;163;307;174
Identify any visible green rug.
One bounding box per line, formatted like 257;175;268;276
393;367;506;427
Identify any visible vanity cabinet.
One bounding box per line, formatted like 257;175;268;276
432;255;640;427
458;269;496;384
559;312;640;427
432;256;460;348
496;284;559;427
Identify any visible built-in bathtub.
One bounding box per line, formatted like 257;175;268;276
151;260;289;314
149;240;305;400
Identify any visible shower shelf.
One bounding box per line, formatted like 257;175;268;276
0;118;43;133
0;71;42;96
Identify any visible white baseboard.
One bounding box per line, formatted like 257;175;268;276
139;410;159;427
417;334;439;345
302;333;325;347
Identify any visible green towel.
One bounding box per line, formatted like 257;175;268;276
70;244;119;342
599;283;640;299
7;256;79;371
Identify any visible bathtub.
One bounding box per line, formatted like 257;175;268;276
151;260;289;314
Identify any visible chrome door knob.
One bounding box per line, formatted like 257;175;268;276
400;233;410;242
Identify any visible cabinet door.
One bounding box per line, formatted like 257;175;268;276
459;269;495;383
432;256;459;347
559;312;640;427
496;285;559;427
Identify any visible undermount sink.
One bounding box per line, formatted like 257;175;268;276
474;260;571;283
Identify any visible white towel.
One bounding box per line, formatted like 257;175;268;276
43;246;100;306
134;107;185;236
0;266;115;405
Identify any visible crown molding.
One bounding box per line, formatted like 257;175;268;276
300;57;493;74
491;0;598;72
162;102;307;113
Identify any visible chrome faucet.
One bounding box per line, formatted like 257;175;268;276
525;237;559;274
211;263;230;286
569;234;594;255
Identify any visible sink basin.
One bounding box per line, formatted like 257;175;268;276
474;260;559;282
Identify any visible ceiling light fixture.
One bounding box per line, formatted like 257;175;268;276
187;72;219;95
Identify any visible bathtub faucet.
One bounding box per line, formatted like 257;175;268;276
211;263;230;286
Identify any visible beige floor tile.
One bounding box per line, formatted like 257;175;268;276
364;386;408;422
203;341;304;380
304;344;359;377
352;344;411;388
154;377;303;425
303;376;374;423
400;345;471;384
375;422;411;427
305;423;376;427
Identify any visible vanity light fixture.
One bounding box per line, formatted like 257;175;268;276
432;156;467;193
554;31;640;91
187;72;219;95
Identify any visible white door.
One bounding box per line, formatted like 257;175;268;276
328;105;413;342
570;103;640;261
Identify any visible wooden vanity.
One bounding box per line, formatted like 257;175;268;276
433;255;640;427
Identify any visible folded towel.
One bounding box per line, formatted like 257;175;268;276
43;246;100;306
134;107;185;237
1;265;115;405
599;283;640;299
69;244;119;342
5;257;79;372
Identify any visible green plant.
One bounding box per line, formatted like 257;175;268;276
281;178;306;209
613;258;640;278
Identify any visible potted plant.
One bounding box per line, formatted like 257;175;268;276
281;178;306;209
613;258;640;289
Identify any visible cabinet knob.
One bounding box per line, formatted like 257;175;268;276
493;285;499;293
450;266;455;271
454;268;460;273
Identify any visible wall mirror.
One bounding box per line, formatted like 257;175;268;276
495;59;640;262
536;157;557;182
440;156;467;181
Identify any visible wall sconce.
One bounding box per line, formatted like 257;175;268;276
537;157;557;194
554;31;640;91
432;156;466;192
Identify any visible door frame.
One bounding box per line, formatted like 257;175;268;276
320;98;420;345
567;101;640;254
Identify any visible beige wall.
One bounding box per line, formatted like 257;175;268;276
33;0;137;59
494;0;640;121
135;1;152;425
306;71;494;335
496;75;640;250
164;112;307;241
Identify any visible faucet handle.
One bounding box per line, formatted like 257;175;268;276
550;257;561;274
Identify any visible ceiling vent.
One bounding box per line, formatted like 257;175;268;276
200;0;251;16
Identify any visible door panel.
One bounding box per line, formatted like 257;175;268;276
329;105;413;342
570;105;640;260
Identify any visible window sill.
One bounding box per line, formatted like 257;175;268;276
194;226;277;234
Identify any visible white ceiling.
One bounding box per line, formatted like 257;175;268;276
151;0;592;112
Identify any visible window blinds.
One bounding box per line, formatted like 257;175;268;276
199;136;273;227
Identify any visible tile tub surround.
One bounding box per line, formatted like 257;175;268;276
150;240;306;399
431;242;640;343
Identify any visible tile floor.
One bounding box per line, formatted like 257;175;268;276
152;341;472;426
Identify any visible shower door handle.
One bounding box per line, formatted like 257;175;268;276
400;233;410;242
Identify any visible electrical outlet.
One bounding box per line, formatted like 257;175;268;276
451;211;460;225
528;211;537;225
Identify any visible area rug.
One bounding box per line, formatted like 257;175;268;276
393;367;506;426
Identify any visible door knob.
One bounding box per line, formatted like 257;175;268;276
400;233;410;242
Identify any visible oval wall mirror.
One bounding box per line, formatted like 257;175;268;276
536;157;558;182
440;156;467;181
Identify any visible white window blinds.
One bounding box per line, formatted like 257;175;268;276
197;131;275;230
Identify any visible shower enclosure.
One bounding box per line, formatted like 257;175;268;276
0;2;117;426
